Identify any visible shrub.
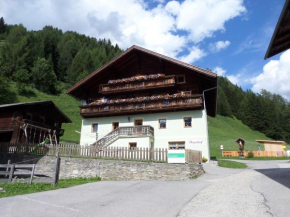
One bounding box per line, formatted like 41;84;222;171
202;157;208;163
247;151;254;158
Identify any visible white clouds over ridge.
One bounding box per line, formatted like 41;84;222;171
0;0;246;63
251;50;290;99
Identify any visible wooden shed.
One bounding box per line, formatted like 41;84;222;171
256;140;286;152
0;101;71;144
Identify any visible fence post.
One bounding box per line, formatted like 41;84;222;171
8;164;15;183
29;164;36;185
53;152;60;185
5;160;11;178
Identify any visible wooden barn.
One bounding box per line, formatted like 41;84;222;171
0;101;71;144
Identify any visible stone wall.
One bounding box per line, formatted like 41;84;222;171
1;154;204;181
38;156;204;181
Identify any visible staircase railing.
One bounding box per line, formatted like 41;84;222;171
92;125;154;148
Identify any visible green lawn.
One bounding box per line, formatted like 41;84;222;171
0;177;101;198
218;160;247;169
208;115;278;158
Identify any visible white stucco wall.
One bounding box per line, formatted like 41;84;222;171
80;110;210;160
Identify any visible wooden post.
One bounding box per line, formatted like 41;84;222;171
53;152;60;185
8;164;15;183
5;160;11;178
29;164;36;184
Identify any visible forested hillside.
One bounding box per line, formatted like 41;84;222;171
217;77;290;143
0;17;122;104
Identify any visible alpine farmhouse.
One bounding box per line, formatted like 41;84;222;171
67;45;217;160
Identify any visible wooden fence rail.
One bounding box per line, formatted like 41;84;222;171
0;143;202;164
0;153;60;185
222;151;287;157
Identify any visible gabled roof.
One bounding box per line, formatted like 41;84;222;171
67;45;217;97
265;0;290;59
256;140;286;145
0;101;72;123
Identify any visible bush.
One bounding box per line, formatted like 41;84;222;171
202;157;208;163
247;151;254;158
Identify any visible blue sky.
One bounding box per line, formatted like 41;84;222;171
1;0;289;98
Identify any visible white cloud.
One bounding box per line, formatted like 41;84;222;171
176;0;246;42
0;0;246;64
251;50;290;99
179;46;206;63
213;66;242;85
227;74;241;85
213;66;226;76
210;40;231;52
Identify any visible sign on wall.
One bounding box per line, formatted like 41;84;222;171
168;150;186;163
188;140;203;145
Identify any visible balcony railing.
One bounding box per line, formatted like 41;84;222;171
22;119;64;136
99;75;175;94
81;95;203;117
92;125;154;148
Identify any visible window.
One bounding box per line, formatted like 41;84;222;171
40;116;45;124
176;75;185;84
184;117;192;127
169;142;185;150
129;142;137;150
26;113;32;120
159;119;166;129
13;111;18;119
92;123;98;133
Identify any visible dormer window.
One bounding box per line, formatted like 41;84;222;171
176;75;186;84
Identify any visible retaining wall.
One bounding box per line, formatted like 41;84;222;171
1;154;204;181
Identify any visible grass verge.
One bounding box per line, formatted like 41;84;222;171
218;160;247;169
0;176;101;198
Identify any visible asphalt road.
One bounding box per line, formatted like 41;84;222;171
1;160;290;217
179;160;290;217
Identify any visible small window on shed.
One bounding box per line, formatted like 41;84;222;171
26;113;32;120
176;75;186;84
13;111;18;119
40;116;45;124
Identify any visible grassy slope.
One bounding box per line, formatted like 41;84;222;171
16;85;81;143
208;115;270;158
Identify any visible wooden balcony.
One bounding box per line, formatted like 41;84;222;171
81;95;203;117
22;119;64;136
99;75;175;94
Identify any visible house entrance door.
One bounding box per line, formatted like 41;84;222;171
134;119;143;134
112;122;119;130
134;119;143;126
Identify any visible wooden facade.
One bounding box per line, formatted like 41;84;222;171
67;45;217;118
0;101;71;144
